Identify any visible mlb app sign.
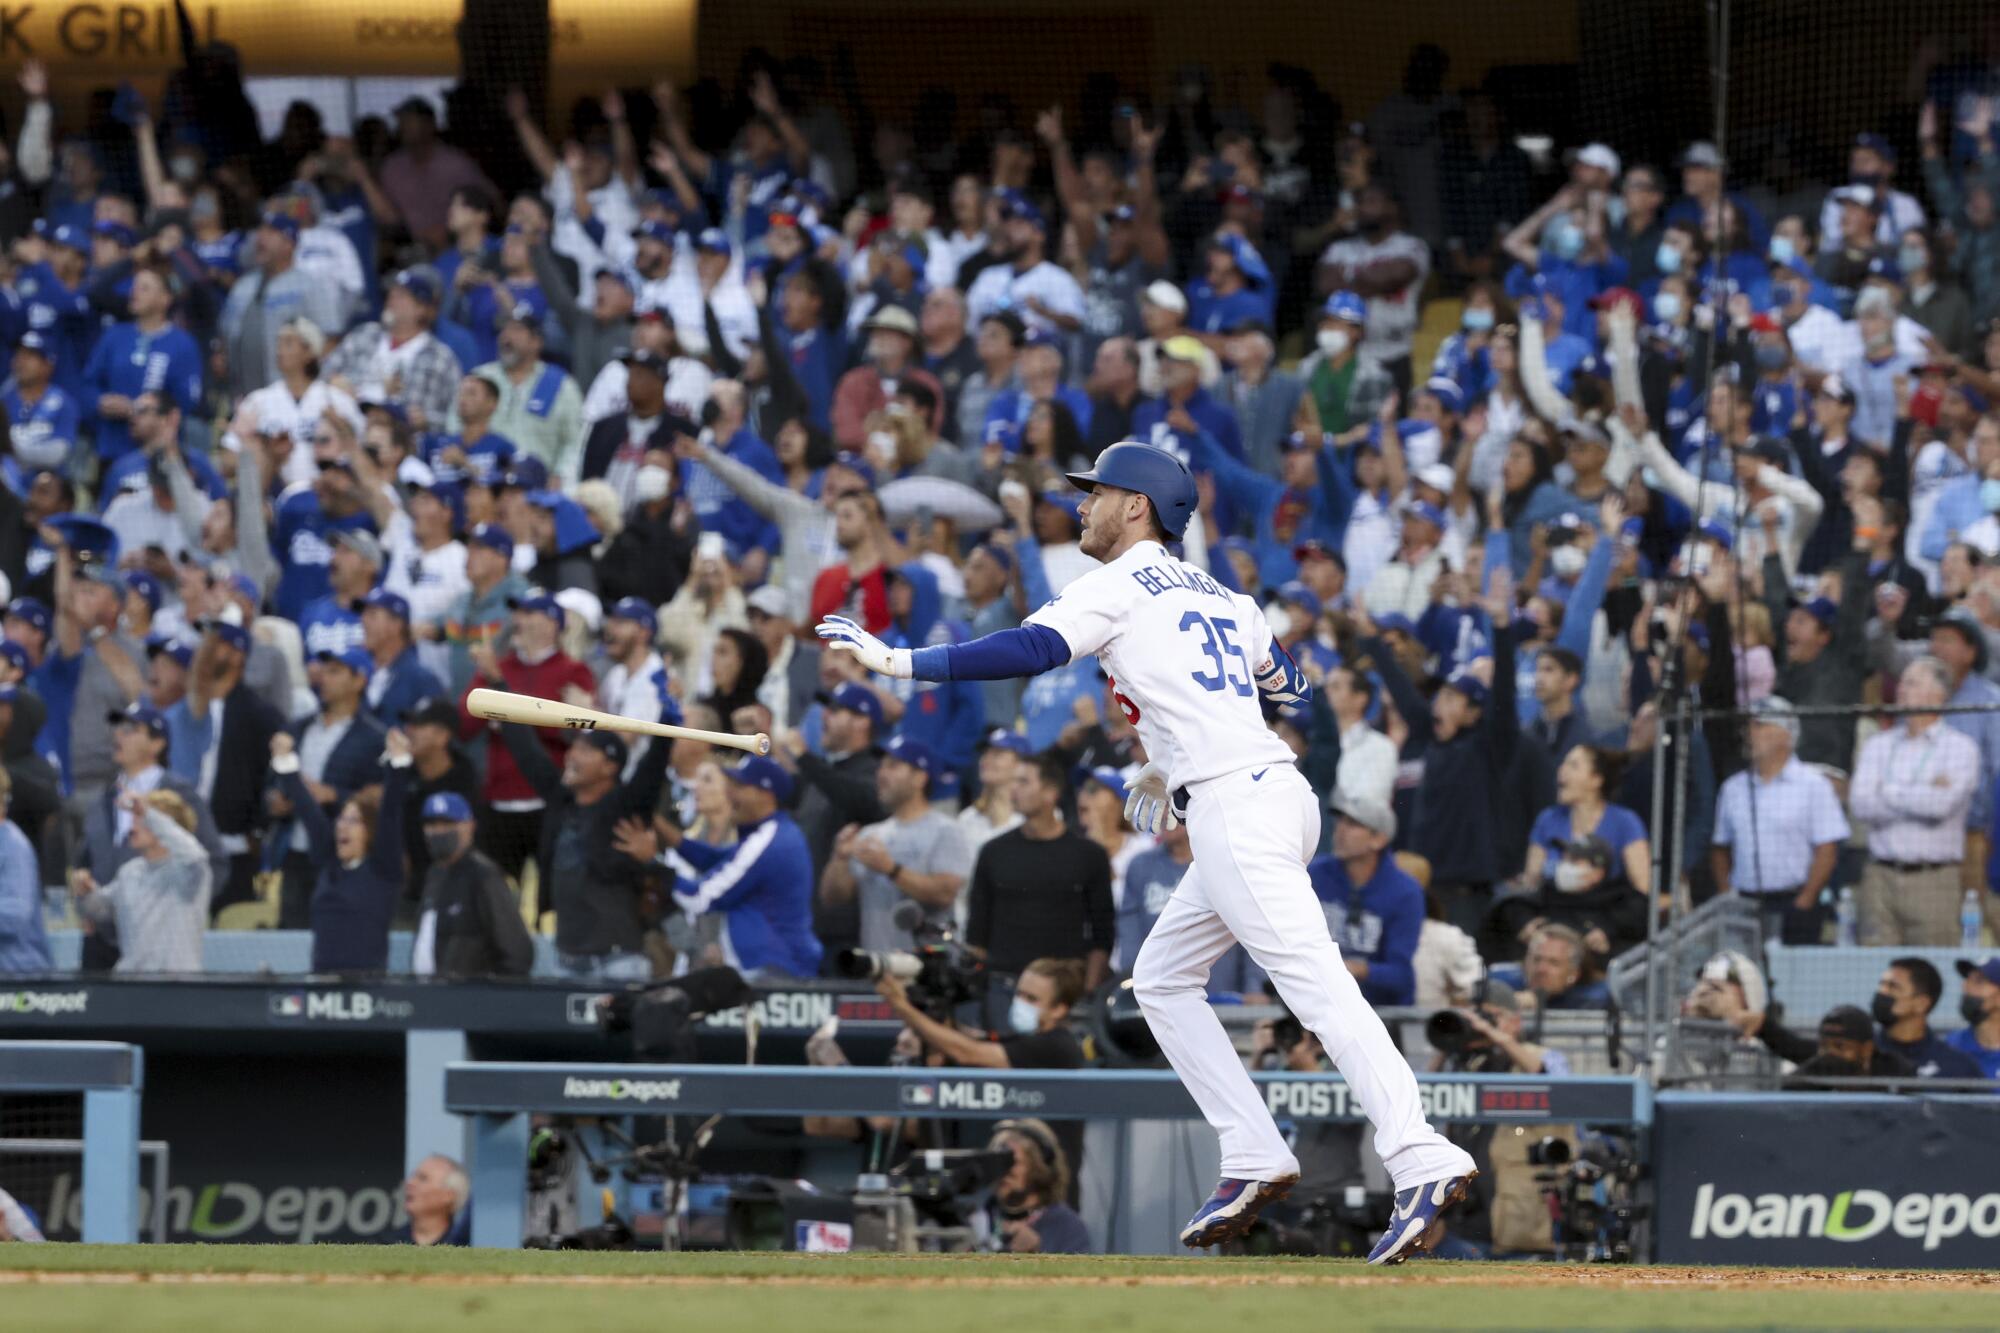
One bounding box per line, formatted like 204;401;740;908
268;991;414;1023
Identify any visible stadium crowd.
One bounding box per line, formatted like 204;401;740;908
0;41;1997;1089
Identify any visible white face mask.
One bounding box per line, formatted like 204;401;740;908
1008;996;1041;1034
1316;327;1351;359
1550;544;1587;579
1553;861;1594;892
634;464;671;503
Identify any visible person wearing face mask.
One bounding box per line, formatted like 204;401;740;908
1428;279;1510;406
1300;290;1394;442
874;953;1086;1077
1864;958;1984;1079
1947;958;2000;1079
1500;181;1627;343
1897;227;1975;359
1816;132;1927;254
578;349;698;512
411;790;534;978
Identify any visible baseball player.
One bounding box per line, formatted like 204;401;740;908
817;441;1476;1262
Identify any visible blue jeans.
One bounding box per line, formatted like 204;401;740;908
558;951;653;982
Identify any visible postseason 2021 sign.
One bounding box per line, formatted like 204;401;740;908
1654;1093;2000;1267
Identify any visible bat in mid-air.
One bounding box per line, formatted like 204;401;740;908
465;688;772;755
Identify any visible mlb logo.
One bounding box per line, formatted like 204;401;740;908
270;993;306;1018
900;1082;937;1108
795;1221;852;1253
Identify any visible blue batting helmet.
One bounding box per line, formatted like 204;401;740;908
1064;441;1197;539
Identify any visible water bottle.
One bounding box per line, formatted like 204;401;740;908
1835;886;1858;946
1963;891;1984;949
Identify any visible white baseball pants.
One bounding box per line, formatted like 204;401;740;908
1130;765;1475;1191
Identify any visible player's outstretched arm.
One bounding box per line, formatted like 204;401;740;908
816;616;1072;683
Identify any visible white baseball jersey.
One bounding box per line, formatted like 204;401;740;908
1025;539;1294;788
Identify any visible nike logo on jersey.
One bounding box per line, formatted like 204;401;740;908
1251;768;1269;781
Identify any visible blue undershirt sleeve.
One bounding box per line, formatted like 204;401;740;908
909;624;1073;682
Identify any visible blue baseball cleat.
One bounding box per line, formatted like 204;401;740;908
1178;1174;1298;1249
1367;1171;1478;1265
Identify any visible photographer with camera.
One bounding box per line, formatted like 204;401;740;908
987;1119;1090;1253
874;956;1089;1180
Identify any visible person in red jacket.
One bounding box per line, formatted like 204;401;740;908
458;589;596;881
808;490;895;634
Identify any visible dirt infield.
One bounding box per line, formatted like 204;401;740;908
4;1262;1996;1291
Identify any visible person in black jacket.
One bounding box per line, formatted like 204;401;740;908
498;694;675;982
578;349;697;510
396;696;481;922
414;792;534;978
187;621;283;916
272;729;409;973
1480;833;1649;965
1360;568;1521;936
267;648;386;928
595;444;698;608
787;680;887;969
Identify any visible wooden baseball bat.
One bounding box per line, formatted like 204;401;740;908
465;687;772;756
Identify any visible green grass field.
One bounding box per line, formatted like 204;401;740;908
3;1245;1996;1332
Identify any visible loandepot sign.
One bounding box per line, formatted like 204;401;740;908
1689;1182;2000;1253
562;1077;683;1104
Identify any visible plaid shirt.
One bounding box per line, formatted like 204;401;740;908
322;323;462;426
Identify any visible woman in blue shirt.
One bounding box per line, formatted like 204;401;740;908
1523;744;1651;892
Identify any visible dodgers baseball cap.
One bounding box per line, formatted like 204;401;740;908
621;347;670;380
1080;765;1129;803
1441;667;1489;708
393;266;443;305
695;227;731;254
606;596;658;634
361;587;410;621
1277;580;1321;619
821;681;884;728
508;590;566;628
1695;518;1734;551
1955;957;2000;986
1422;375;1467;416
402;696;458;730
314;646;375;680
830;450;876;488
881;734;937;781
981;727;1033;756
422;791;474;823
259;210;300;241
1405;500;1447;530
7;597;52;636
144;636;192;669
123;570;164;612
574;729;630;768
14;330;53;360
210;621;251;653
1321;289;1367;324
108;700;168;738
727;754;793;802
468;524;514;560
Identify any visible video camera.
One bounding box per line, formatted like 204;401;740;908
1425;1008;1491;1057
834;902;984;1021
596;966;756;1060
1527;1133;1646;1263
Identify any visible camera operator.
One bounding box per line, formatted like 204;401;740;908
987;1119;1090;1253
1425;980;1570;1258
874;956;1088;1180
